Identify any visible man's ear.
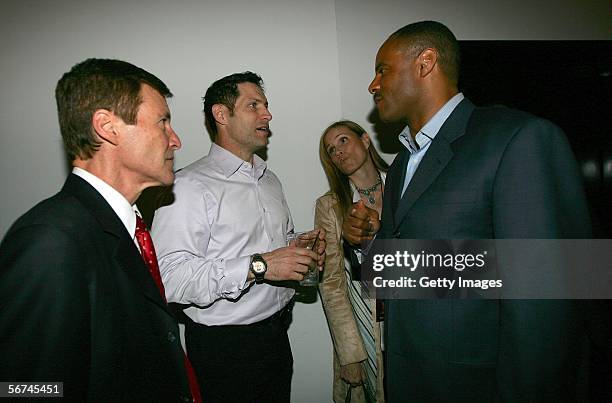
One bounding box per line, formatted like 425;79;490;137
417;48;437;78
212;104;229;126
92;109;119;146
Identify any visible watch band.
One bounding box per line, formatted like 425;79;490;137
250;253;267;283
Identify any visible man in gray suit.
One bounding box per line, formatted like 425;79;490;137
344;21;591;402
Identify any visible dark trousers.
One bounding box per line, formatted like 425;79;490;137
185;306;293;403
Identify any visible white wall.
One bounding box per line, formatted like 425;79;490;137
0;1;338;401
334;0;611;164
1;1;610;402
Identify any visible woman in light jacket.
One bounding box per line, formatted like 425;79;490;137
315;120;388;403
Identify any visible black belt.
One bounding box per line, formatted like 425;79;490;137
253;300;294;327
187;300;294;329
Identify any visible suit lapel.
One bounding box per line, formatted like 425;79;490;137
393;137;454;228
63;174;173;315
377;150;409;234
393;99;475;231
112;225;171;312
388;150;410;217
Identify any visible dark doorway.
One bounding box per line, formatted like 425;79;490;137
459;40;612;237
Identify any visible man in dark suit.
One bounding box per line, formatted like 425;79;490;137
343;21;592;401
0;59;198;401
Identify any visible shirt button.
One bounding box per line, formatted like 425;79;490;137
167;331;176;343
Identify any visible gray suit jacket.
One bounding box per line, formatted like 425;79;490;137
379;98;591;402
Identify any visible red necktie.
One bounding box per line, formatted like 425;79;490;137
135;215;202;403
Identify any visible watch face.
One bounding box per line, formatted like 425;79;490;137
252;261;266;274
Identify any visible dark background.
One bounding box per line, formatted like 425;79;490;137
459;40;612;237
459;40;612;400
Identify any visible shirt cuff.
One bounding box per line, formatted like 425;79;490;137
219;256;252;298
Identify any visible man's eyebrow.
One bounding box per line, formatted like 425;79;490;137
248;97;269;107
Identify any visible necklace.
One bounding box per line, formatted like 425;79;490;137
355;176;382;205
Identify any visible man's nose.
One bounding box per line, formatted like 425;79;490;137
261;107;272;121
368;76;379;94
169;127;181;150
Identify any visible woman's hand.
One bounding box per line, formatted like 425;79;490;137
340;362;366;386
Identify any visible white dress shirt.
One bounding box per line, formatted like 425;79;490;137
151;143;295;325
72;167;140;249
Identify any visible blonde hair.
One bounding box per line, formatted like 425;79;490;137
319;120;389;215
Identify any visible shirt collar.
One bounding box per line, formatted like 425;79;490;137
399;92;465;154
209;143;267;180
72;167;138;238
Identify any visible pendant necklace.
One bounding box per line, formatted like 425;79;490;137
355;175;382;205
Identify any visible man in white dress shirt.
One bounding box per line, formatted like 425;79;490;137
152;71;325;403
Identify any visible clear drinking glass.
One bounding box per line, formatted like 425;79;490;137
286;229;320;286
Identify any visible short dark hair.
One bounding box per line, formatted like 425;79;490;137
390;20;460;85
55;58;172;162
203;71;264;138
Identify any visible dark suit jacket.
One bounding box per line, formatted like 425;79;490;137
379;98;592;402
0;174;192;402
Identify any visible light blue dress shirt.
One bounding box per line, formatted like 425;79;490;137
399;93;464;196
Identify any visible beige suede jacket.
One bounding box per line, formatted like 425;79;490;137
315;191;384;403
